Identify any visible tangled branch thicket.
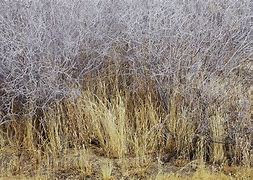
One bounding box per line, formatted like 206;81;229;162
0;0;252;121
0;0;252;170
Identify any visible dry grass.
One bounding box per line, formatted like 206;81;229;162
0;75;252;179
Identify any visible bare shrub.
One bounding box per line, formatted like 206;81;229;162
0;0;252;138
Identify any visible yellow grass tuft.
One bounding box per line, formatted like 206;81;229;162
0;79;252;178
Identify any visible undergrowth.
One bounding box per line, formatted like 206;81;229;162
0;74;252;179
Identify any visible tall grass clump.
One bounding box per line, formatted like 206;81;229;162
0;0;252;178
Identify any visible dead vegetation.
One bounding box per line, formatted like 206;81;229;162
0;73;252;179
0;0;252;179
